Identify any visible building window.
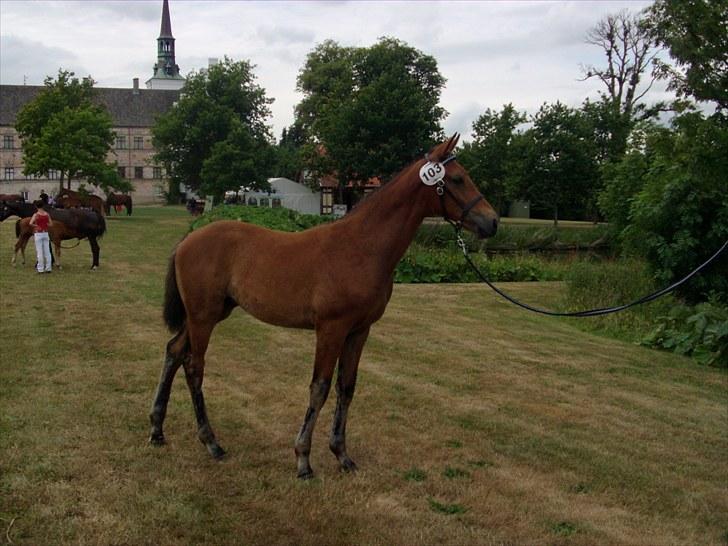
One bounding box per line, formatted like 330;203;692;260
321;188;333;214
115;135;127;149
3;135;13;149
260;197;270;208
134;166;144;179
117;166;126;178
133;136;144;150
26;172;35;180
20;191;29;201
3;167;14;180
48;170;59;180
248;197;257;207
272;197;282;208
153;167;162;179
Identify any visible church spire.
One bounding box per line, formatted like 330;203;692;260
146;0;184;89
159;0;173;38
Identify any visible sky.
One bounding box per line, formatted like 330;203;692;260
0;0;671;140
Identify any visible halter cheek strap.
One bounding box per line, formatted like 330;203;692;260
426;154;484;228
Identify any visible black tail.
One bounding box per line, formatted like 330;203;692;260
127;196;133;216
15;219;21;238
163;250;186;333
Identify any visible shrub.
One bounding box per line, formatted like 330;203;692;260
642;302;728;367
190;205;332;232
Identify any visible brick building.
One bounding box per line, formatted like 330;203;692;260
0;0;184;204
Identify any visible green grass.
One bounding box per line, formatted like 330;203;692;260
0;206;726;546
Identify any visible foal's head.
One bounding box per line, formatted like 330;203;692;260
422;134;499;238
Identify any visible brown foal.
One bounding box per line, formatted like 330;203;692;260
149;135;499;478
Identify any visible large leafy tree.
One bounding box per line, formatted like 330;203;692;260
622;112;728;303
295;37;446;187
458;104;526;214
509;103;600;226
15;69;124;192
646;0;728;109
152;57;275;201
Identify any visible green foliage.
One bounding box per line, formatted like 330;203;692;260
622;112;728;303
458;104;526;214
190;205;332;233
642;302;728;367
442;466;470;479
402;468;427;482
296;37;445;185
564;256;728;365
646;0;728;109
508;102;601;224
395;244;559;284
152;57;275;201
15;69;120;193
564;258;674;339
428;498;468;516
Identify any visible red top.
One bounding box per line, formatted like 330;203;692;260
34;213;50;233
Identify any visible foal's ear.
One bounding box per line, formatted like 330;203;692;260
429;133;460;162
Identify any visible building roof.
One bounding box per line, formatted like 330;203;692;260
159;0;173;38
0;84;180;128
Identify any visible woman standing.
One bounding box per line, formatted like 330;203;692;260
29;200;53;273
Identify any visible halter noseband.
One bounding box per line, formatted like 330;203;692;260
426;153;484;229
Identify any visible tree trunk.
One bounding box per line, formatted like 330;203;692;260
553;204;559;230
59;171;65;193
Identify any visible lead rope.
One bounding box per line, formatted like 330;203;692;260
452;226;728;317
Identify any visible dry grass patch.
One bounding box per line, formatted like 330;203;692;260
1;207;726;545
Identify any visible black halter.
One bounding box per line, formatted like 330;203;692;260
427;154;484;229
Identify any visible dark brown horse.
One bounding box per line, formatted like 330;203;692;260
149;135;499;478
12;207;106;269
105;192;133;215
55;188;105;216
0;194;24;202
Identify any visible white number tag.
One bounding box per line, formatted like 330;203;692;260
419;161;445;186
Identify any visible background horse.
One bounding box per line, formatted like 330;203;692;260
0;194;24;203
105;192;133;216
12;208;106;269
55;188;105;216
149;135;500;478
0;199;37;222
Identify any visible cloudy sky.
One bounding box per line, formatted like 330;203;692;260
1;0;669;139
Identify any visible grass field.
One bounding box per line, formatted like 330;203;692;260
1;207;726;546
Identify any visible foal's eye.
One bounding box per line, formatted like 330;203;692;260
451;174;465;185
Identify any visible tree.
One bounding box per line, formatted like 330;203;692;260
622;112;728;303
15;70;124;192
458;104;526;214
509;103;600;226
152;57;274;201
295;37;446;188
274;122;307;182
580;10;661;159
646;0;728;109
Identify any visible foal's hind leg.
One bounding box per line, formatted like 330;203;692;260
149;330;188;445
184;321;225;459
330;327;370;473
294;322;348;479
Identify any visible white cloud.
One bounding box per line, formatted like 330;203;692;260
1;0;664;139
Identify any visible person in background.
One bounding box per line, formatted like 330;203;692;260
29;200;53;273
39;189;49;205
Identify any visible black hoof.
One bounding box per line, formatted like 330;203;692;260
208;444;226;460
297;469;315;480
149;433;166;446
339;458;358;474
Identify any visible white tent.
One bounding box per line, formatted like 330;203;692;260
242;178;321;215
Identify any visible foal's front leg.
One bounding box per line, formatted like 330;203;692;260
294;323;347;479
330;327;370;473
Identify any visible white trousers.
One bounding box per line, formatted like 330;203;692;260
34;232;52;272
